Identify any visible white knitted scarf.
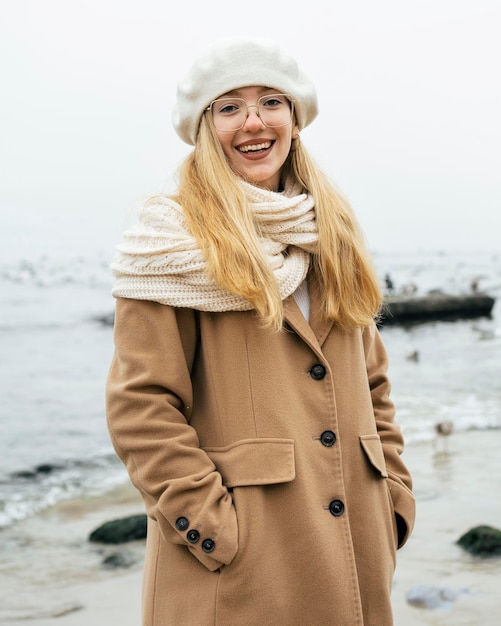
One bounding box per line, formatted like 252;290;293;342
111;180;318;312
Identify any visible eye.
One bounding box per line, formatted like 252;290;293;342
261;95;288;108
214;100;244;116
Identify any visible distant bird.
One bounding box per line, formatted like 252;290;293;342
472;324;497;340
406;350;419;362
384;274;395;294
434;420;454;452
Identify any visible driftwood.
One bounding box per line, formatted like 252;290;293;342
380;293;495;325
96;294;496;328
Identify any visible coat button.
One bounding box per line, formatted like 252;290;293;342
320;430;336;447
329;500;345;516
310;364;326;380
175;516;189;531
202;538;216;553
187;529;200;544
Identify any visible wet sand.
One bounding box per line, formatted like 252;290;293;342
2;429;500;626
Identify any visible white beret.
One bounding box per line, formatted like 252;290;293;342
172;37;318;145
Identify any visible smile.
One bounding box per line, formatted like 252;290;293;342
237;141;272;153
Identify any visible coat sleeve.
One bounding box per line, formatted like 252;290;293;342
106;297;238;571
362;322;416;548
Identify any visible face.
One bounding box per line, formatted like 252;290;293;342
211;86;299;192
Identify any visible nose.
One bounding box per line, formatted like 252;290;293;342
242;105;266;131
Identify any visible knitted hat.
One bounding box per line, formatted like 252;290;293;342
172;37;318;145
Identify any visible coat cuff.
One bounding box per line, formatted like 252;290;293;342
388;474;416;548
173;504;239;571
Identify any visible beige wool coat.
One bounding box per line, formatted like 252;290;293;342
106;277;415;626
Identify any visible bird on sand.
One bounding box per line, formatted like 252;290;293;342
434;420;454;452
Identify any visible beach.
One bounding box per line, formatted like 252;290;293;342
1;248;500;625
1;428;499;626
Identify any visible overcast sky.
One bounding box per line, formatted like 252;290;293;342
1;0;500;259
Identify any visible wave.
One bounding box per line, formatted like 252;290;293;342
0;453;128;528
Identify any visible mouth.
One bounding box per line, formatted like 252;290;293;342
236;140;273;154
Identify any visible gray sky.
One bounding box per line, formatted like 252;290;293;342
1;0;500;258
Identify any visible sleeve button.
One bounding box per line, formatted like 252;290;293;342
187;529;200;544
202;538;216;553
175;516;190;531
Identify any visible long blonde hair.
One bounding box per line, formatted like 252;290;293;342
172;113;382;331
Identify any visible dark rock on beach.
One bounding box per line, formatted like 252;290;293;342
102;549;138;569
89;513;147;544
10;463;63;480
35;463;62;474
457;525;501;556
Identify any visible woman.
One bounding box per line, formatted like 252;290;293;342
106;36;415;626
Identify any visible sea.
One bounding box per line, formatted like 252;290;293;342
1;240;500;530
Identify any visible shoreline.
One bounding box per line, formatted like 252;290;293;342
393;428;501;625
2;429;500;625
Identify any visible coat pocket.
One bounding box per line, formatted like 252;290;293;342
359;434;388;478
202;438;296;488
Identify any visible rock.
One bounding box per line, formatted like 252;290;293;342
102;549;137;569
89;514;147;544
51;603;84;617
10;469;37;479
10;463;63;480
406;584;469;609
35;463;62;474
457;525;501;556
94;312;115;326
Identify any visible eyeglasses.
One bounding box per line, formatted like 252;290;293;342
207;94;294;132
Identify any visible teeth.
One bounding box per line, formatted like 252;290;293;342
238;142;272;153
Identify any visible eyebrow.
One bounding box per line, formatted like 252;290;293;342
222;86;279;98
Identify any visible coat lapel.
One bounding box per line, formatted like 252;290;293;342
307;273;335;347
283;274;335;351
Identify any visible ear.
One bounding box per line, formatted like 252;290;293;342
292;124;300;139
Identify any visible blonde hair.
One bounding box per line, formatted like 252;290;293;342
172;113;382;331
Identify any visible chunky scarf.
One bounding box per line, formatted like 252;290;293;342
111;180;318;311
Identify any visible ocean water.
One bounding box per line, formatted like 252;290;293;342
1;245;500;529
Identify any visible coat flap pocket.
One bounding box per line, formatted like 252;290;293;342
203;438;295;488
360;434;388;478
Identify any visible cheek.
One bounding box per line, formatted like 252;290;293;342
215;132;233;158
221;142;238;167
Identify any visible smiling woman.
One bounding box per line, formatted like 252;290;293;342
106;36;415;626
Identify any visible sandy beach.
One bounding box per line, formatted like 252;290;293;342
2;428;500;626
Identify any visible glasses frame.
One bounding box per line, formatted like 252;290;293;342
206;93;295;132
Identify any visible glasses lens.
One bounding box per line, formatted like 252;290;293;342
210;98;247;132
257;94;293;128
210;94;293;131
